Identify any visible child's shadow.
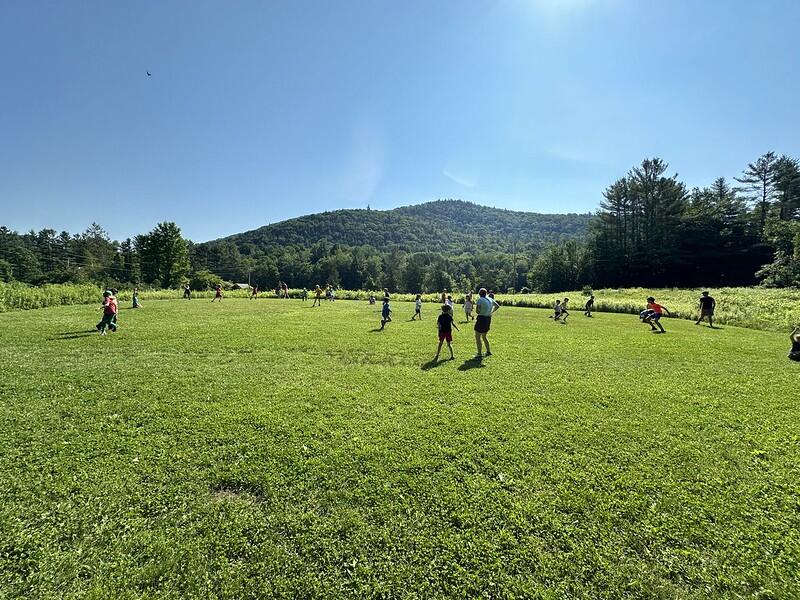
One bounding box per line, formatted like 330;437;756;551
457;357;485;371
421;358;451;370
49;330;98;340
369;327;384;333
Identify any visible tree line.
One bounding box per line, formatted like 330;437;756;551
1;152;798;292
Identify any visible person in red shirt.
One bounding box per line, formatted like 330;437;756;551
642;296;671;333
96;290;118;335
434;304;460;361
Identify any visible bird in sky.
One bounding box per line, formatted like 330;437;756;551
146;71;152;77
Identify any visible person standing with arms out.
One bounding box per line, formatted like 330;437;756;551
434;304;459;361
474;288;500;358
312;285;323;307
584;295;595;317
696;291;716;328
412;294;423;320
183;284;191;299
211;284;223;303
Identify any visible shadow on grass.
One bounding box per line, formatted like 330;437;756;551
369;327;385;333
50;330;99;340
457;356;485;371
421;357;452;370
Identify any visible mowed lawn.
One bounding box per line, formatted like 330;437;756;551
0;298;798;600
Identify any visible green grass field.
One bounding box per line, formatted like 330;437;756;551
1;298;798;599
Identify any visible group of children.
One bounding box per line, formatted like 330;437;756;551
378;289;498;360
94;285;800;361
550;295;596;323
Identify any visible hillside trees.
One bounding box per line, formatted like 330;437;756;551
2;152;799;292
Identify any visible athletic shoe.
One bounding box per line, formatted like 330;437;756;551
485;351;492;356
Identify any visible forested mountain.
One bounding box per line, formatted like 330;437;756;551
2;151;798;293
214;200;592;254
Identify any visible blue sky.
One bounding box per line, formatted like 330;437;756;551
1;0;799;242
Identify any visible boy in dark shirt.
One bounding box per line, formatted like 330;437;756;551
434;305;460;361
789;328;800;362
695;291;716;328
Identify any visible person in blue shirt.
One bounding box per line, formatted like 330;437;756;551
379;298;392;330
473;288;500;358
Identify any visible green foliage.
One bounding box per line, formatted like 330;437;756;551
220;199;592;255
189;269;224;291
2;151;799;294
757;219;800;287
0;299;797;598
135;222;191;288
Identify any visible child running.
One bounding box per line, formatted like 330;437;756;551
250;285;259;300
641;296;671;333
211;284;223;302
379;298;392;330
464;293;474;321
96;290;118;335
789;328;800;361
412;294;422;320
584;295;594;317
434;304;460;361
301;288;308;302
551;299;562;321
559;297;570;323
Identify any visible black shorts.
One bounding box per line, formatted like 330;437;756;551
474;315;491;333
789;351;800;362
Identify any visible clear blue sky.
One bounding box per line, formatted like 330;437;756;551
2;1;799;242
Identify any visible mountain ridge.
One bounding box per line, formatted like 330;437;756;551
208;199;593;254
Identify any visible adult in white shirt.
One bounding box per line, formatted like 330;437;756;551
474;288;500;358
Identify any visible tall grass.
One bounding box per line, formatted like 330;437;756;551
1;282;797;332
0;282;250;312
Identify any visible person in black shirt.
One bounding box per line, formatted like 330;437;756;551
789;328;800;362
695;291;716;328
584;295;595;317
434;304;459;361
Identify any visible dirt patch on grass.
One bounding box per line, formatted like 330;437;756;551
209;481;264;504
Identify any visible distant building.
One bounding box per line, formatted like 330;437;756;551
232;283;250;290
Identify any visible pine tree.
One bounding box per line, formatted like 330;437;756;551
735;151;778;233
